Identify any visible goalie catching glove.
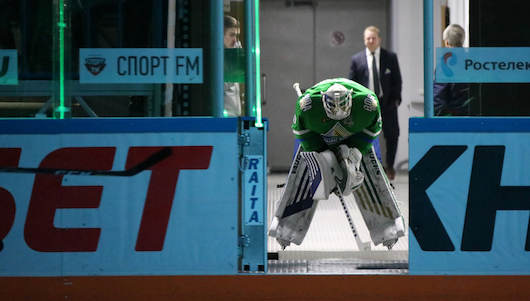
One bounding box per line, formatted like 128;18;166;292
333;145;364;196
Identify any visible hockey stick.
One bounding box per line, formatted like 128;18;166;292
335;188;371;251
0;147;172;177
293;83;302;97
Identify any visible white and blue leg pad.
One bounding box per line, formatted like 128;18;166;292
268;146;339;248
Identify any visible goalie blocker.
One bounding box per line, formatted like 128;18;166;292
268;146;405;249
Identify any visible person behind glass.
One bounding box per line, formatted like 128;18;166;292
223;15;242;117
434;24;470;116
348;26;402;180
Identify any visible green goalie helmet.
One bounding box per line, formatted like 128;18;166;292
320;83;353;120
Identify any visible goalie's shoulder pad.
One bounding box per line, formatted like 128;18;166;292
298;94;313;112
363;94;378;112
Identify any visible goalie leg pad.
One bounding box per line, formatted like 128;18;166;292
353;146;406;248
268;148;340;247
367;217;406;247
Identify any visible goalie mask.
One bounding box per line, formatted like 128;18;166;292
321;84;353;120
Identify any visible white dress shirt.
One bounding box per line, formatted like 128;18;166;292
365;47;383;98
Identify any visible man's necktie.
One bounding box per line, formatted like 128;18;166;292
372;52;380;97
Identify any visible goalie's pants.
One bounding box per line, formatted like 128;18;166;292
292;138;383;163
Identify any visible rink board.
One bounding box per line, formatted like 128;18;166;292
2;275;530;300
409;117;530;275
0;118;240;276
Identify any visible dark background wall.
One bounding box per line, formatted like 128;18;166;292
469;0;530;116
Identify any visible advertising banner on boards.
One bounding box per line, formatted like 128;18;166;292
409;117;530;275
0;118;239;276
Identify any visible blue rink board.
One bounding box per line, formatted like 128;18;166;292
409;117;530;275
0;117;241;276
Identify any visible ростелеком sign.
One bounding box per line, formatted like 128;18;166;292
80;48;202;84
436;47;530;83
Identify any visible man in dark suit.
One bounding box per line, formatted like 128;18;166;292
348;26;402;180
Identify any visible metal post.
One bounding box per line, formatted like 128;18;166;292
239;118;267;273
165;0;176;117
424;0;434;118
52;0;72;119
253;0;264;127
244;0;256;118
151;0;163;117
211;0;224;118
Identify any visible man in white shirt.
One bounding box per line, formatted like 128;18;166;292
348;26;402;180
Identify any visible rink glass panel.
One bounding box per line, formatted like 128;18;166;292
0;0;250;118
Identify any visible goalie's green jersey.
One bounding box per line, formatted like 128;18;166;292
292;78;382;154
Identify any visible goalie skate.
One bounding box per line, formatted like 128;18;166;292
268;146;339;248
352;147;406;249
